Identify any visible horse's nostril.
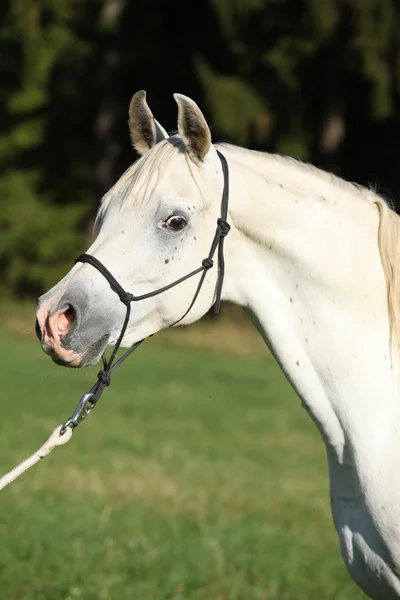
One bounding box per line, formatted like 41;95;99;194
35;318;42;341
57;304;76;333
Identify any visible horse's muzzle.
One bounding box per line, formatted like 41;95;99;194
36;299;82;367
36;290;110;368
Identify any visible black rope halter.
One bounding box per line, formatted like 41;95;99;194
60;150;230;434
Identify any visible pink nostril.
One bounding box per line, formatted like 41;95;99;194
57;304;75;333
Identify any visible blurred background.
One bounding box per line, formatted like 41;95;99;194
1;2;400;599
1;0;400;299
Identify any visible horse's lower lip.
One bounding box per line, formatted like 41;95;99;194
52;356;80;368
40;340;81;367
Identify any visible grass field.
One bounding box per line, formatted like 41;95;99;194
0;318;366;600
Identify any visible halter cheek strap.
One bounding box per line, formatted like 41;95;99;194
60;150;230;434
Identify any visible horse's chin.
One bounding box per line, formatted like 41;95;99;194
51;349;102;369
52;355;83;368
46;333;110;368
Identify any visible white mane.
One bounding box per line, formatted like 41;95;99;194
217;143;390;207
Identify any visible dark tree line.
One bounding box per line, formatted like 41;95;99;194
1;0;400;298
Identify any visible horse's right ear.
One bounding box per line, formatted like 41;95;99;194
128;90;168;155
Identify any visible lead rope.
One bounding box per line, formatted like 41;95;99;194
0;427;72;490
0;151;230;490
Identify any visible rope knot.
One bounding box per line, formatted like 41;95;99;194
120;292;134;305
217;219;230;237
97;371;111;386
202;258;214;269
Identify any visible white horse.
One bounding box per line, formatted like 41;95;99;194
36;90;400;599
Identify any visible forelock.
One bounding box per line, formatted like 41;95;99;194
96;137;186;225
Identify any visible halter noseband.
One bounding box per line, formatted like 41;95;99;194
60;150;230;434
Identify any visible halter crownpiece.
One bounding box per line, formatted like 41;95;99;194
60;150;230;434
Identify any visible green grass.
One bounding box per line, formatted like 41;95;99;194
0;329;365;600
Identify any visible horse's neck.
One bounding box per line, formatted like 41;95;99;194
223;144;400;479
220;145;400;596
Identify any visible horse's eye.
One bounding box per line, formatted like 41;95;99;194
166;215;187;231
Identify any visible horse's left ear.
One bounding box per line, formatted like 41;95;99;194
174;94;212;164
129;90;168;155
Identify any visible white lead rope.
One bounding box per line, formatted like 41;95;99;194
0;426;73;490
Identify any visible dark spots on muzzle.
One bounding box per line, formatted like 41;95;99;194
54;333;110;367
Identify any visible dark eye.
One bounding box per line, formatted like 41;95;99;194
166;215;187;231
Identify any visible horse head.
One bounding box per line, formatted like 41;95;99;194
36;91;230;367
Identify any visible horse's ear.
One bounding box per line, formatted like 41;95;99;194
128;90;168;155
174;94;211;164
154;119;168;142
